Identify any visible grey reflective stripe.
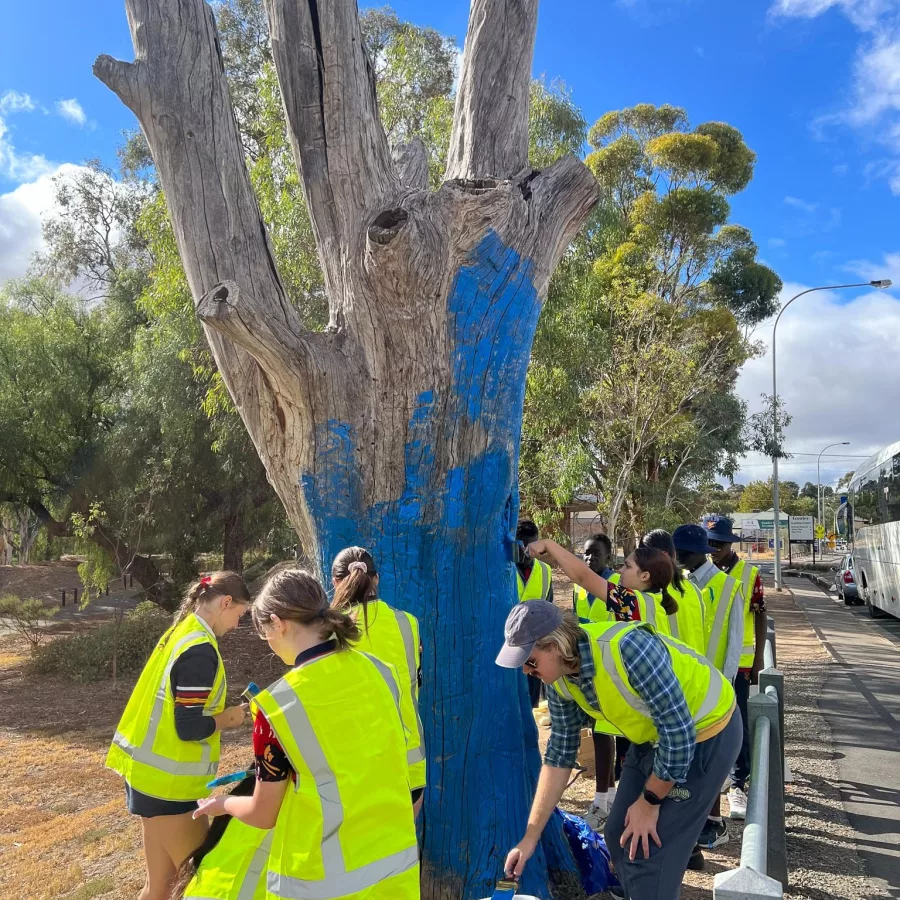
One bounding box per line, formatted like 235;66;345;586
659;636;726;725
553;678;574;701
599;641;651;718
263;678;418;900
738;562;756;606
112;730;218;777
238;831;273;900
668;613;680;639
359;650;421;763
705;575;738;666
268;845;419;900
392;609;426;766
637;591;657;627
539;562;550;599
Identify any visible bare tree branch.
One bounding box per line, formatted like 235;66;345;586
446;0;538;181
264;0;399;305
393;138;429;190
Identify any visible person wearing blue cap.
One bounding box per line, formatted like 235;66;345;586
672;523;745;852
706;517;767;823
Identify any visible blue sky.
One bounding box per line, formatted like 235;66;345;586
2;0;899;493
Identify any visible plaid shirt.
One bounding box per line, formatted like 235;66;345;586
544;626;697;782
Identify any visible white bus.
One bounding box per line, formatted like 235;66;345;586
849;439;900;619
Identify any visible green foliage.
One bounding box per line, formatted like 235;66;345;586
29;601;170;682
745;394;793;460
0;595;58;652
71;504;117;603
529;79;587;169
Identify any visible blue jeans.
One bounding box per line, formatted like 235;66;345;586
731;672;751;791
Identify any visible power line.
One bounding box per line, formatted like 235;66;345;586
784;452;871;459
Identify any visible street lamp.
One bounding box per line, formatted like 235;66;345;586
818;441;849;550
772;279;892;590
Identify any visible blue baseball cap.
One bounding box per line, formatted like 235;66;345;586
672;524;715;555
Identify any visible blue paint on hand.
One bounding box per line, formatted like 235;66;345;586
298;231;573;897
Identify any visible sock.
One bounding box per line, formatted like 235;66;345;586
593;791;609;811
708;816;724;824
607;786;617;805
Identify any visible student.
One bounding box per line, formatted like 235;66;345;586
573;533;614;622
640;529;708;653
706;518;767;822
516;519;554;708
194;570;419;900
172;775;271;900
331;546;426;813
498;540;738;900
106;572;251;900
672;523;745;851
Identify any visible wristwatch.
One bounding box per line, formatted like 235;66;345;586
642;788;664;806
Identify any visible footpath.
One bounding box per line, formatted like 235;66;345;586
784;576;900;900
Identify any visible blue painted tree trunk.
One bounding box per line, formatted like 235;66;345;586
300;231;576;899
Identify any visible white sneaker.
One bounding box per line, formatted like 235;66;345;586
727;786;748;820
584;804;609;832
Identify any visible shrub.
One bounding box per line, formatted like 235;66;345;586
30;601;171;683
0;595;58;652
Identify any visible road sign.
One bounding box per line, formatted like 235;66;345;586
789;516;815;542
815;523;826;539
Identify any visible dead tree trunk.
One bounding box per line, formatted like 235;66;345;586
96;0;597;896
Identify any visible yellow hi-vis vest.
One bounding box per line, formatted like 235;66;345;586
352;599;426;790
184;818;272;900
729;558;760;668
255;648;420;900
660;579;707;653
106;613;226;801
517;560;552;602
607;573;670;635
703;570;743;673
573;585;607;624
552;621;735;746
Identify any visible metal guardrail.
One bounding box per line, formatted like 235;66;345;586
714;625;789;900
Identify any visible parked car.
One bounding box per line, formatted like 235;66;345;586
833;555;860;605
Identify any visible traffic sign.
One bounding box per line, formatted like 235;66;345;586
815;524;826;539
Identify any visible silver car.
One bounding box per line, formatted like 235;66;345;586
833;554;860;605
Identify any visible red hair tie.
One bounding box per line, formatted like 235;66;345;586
200;575;212;586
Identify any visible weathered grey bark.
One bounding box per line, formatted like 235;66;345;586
96;0;597;895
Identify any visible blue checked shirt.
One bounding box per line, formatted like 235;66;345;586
544;626;697;782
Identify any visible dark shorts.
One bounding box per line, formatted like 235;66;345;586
411;787;425;805
125;783;199;818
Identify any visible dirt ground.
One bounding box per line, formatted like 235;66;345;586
0;566;877;899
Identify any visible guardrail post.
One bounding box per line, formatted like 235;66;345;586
759;667;785;772
766;616;777;668
754;690;788;888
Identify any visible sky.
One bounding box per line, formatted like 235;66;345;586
1;0;899;496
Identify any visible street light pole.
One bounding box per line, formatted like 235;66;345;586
771;280;891;591
818;441;849;551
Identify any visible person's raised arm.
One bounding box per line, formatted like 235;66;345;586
528;539;611;600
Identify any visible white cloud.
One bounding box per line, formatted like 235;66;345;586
736;281;900;488
0;163;86;282
768;237;788;248
784;195;817;213
55;98;87;127
770;0;895;30
842;250;900;282
782;195;841;234
0;91;36;115
0;89;54;182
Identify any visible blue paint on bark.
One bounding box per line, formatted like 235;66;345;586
299;231;574;897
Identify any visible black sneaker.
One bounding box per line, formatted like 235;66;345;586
687;848;705;871
695;817;729;849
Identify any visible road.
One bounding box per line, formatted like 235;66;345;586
785;576;900;899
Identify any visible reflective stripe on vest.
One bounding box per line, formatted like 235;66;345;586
517;560;550;602
258;658;419;900
391;608;426;767
111;627;220;779
184;821;273;900
731;559;759;665
705;573;740;670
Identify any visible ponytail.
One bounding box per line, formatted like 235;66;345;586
253;569;361;650
331;547;378;634
659;585;679;616
174;571;251;626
